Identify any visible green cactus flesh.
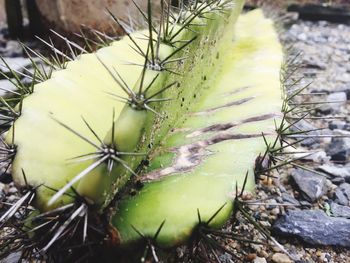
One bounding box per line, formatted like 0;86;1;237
2;0;284;250
111;9;283;247
5;0;245;211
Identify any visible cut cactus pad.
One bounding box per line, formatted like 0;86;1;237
0;0;285;257
112;9;284;247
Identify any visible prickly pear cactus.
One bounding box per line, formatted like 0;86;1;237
0;0;286;260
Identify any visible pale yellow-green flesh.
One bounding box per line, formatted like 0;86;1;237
112;9;284;247
5;33;151;210
4;2;235;211
4;1;238;211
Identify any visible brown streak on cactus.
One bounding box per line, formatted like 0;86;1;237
141;132;267;182
188;96;256;116
187;113;279;138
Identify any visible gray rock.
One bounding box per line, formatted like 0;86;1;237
0;57;32;75
289;119;316;133
253;257;267;263
303;55;327;70
345;88;350;100
318;164;350;182
299;200;312;208
330;202;350;218
0;251;22;263
329;120;350;131
340;183;350;198
282;193;300;206
1;40;23;57
272;210;350;247
331;177;345;185
289;120;321;148
334;187;349;206
326;136;350;162
0;79;18;96
291;168;328;202
318;92;347;114
297;150;329;163
334;183;350;206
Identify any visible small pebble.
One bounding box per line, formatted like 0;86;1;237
272;253;293;263
253;256;267;263
271;207;280;216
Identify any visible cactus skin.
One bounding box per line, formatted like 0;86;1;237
111;9;284;247
5;39;146;210
5;0;245;212
0;0;286;256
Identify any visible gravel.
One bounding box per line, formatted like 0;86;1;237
267;13;350;262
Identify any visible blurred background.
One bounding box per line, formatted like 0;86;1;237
0;0;349;39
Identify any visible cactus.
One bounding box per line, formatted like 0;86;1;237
112;8;284;247
0;0;286;260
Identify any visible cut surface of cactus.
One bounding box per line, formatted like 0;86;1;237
112;9;284;247
0;0;286;255
5;0;246;212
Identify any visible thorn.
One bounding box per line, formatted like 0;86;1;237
107;9;146;58
95;55;134;97
240;171;249;197
131;224;145;238
36;36;73;62
42;203;87;252
162;36;197;64
206;203;226;225
81;117;104;146
51;116;102;150
0;191;34;225
50;29;88;54
197;208;202;224
83;211;88;243
48;155;108;206
153;220;166;241
287;134;350;138
287;116;347;120
289;100;346;106
146;81;178;101
30;203;74;220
